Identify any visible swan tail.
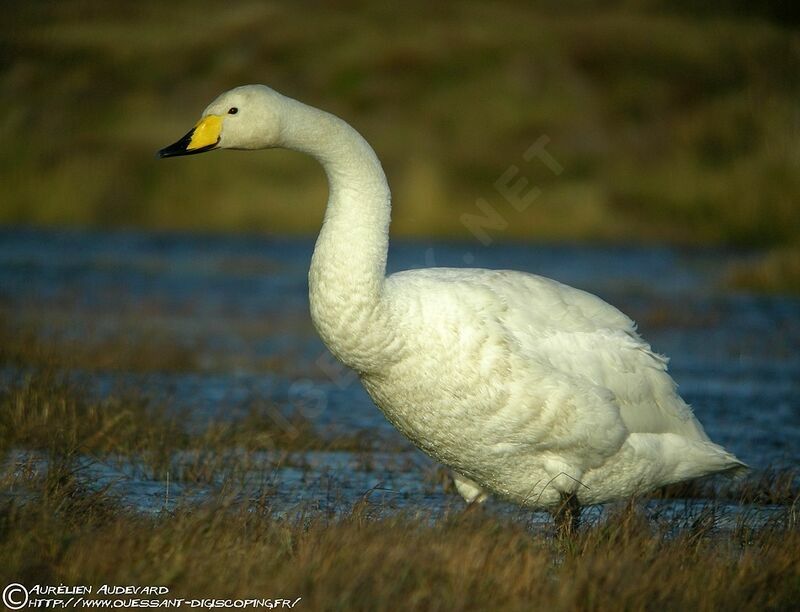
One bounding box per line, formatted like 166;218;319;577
618;433;749;490
678;439;749;483
716;454;749;479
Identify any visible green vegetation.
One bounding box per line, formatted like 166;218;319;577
2;1;799;253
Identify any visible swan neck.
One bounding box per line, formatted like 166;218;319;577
280;98;392;372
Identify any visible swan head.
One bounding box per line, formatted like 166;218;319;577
158;85;285;158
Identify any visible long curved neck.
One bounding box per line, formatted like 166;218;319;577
279;98;393;373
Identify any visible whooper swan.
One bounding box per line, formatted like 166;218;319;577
159;85;746;531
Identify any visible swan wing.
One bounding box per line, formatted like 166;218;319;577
386;268;709;442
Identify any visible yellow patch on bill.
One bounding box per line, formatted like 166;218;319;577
188;115;222;150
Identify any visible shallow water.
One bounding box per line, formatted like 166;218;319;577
1;228;798;517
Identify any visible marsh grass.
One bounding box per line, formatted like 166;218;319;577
3;360;797;501
1;245;798;606
0;456;798;611
0;324;798;609
0;315;388;474
0;368;376;487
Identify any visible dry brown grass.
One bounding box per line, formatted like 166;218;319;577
0;368;376;486
0;461;798;611
0;261;798;609
0;343;797;609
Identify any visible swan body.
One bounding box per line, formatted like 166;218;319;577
159;84;746;512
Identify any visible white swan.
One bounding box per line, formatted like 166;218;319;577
159;85;746;528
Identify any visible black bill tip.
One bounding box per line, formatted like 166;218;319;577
157;129;219;158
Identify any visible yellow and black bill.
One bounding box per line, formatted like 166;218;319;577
158;115;222;158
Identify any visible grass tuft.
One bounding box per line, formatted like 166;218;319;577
0;461;798;610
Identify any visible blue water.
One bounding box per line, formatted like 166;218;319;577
1;228;798;517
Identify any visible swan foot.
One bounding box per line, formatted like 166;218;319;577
553;492;581;537
452;473;489;505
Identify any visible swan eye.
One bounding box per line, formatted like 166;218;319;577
228;107;238;115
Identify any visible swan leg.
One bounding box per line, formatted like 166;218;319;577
452;472;489;505
553;492;581;536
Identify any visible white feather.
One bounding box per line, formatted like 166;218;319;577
176;84;747;511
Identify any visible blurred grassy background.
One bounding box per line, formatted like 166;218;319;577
2;1;799;252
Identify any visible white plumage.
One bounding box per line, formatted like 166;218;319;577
160;84;746;519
